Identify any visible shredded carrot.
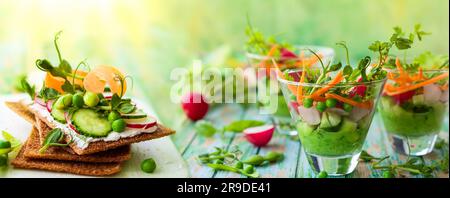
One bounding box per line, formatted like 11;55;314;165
296;65;307;104
260;45;279;76
440;82;448;91
325;93;372;109
308;71;344;99
386;72;449;96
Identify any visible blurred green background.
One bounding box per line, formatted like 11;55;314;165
0;0;449;127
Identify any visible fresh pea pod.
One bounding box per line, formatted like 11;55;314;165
206;163;259;178
242;155;265;166
264;151;284;163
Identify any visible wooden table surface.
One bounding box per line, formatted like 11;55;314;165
172;104;449;178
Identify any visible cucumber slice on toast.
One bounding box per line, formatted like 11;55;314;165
71;109;112;137
51;103;66;123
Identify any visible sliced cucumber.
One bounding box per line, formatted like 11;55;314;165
121;109;147;119
51;102;66;123
71;109;112;137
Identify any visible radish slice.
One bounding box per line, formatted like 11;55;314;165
289;101;299;114
424;84;442;104
349;107;370;122
46;100;54;113
103;92;113;99
326;107;349;116
125;116;157;129
64;112;80;134
34;97;47;107
297;106;321;125
440;89;449;102
243;125;275;147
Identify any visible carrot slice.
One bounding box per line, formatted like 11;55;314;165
296;65;306;104
260;45;279;76
386;72;449;96
308;71;344;99
325;93;372;109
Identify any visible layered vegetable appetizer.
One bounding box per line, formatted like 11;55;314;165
277;41;387;158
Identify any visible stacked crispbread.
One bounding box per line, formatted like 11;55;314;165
5;101;175;176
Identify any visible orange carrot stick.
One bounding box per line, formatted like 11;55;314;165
386;72;449;96
308;71;344;99
296;65;307;104
325;93;372;109
261;45;279;76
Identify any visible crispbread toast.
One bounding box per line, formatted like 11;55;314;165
12;139;122;176
25;126;131;163
6;101;176;155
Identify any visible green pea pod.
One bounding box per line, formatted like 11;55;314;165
264;151;284;163
207;163;259;178
242;155;265;166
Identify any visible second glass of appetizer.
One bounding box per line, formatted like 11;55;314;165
379;58;449;156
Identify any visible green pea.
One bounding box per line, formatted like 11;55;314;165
55;94;73;109
382;171;395;178
303;98;313;108
141;158;156;173
214;159;224;164
0;140;11;149
0;155;7;167
234;161;244;169
72;93;84;108
317;171;328;178
108;111;121;122
290;94;297;101
112;119;126;132
316;101;326;112
0;140;12;155
83;92;99;107
325;98;337;108
244;165;254;174
343;103;353;112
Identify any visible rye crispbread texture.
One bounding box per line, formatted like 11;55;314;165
11;138;122;176
5;101;176;155
25;126;131;163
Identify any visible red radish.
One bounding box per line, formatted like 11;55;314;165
34;97;47;107
280;48;297;59
243;125;275;147
288;71;302;82
181;92;209;121
326;107;349;116
349;78;367;98
391;90;415;104
349;107;370;122
46;100;54;113
126;117;157;129
423;84;442;104
289;101;299;114
297;106;321;125
64;112;80;134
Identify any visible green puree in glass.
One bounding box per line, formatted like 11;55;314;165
297;117;371;157
379;97;446;137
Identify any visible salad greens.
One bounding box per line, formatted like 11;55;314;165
0;131;21;167
39;128;73;154
360;138;449;178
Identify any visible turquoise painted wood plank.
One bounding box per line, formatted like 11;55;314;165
213;107;271;178
182;104;245;178
256;129;300;178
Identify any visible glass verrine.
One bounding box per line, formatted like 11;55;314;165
379;69;449;156
278;70;386;175
247;46;335;135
